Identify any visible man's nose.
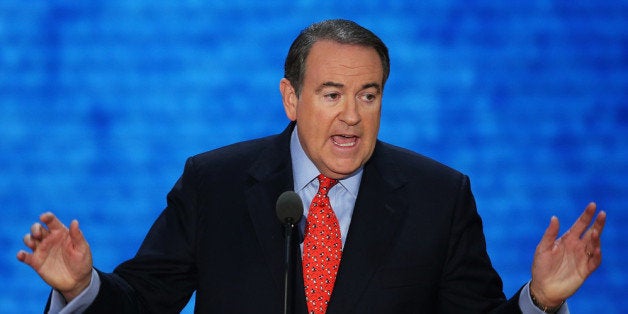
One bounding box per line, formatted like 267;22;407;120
339;99;360;126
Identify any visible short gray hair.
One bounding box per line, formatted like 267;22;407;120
284;19;390;96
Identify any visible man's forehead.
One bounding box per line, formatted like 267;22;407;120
307;40;380;64
304;41;384;86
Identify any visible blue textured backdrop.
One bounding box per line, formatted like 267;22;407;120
2;1;627;313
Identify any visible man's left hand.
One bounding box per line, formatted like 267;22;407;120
530;202;606;308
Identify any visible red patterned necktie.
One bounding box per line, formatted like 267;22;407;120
302;174;342;314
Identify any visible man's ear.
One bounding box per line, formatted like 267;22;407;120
279;78;298;121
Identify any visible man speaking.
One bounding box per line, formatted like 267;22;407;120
18;19;606;313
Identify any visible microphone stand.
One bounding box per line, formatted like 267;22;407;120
276;191;302;314
282;218;296;314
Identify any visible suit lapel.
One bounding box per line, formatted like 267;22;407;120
327;143;409;313
243;129;408;313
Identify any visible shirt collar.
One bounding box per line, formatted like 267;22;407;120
290;125;363;197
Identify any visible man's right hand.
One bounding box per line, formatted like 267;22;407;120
17;212;93;302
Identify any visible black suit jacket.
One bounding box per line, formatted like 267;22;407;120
75;123;522;313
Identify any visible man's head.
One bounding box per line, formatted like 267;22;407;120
280;20;388;179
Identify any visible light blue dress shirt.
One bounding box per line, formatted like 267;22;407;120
289;125;362;249
48;126;567;313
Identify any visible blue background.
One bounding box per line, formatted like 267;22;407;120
2;1;626;313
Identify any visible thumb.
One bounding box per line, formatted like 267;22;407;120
538;216;560;252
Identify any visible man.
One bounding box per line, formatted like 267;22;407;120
18;19;606;313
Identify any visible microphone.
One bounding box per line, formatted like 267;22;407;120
276;191;303;314
276;191;303;225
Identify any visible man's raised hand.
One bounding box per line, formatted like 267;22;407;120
530;202;606;308
17;212;93;302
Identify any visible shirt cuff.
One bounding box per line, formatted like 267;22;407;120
48;269;101;314
519;281;569;314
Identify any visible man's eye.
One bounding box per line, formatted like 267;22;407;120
325;93;341;100
360;93;376;102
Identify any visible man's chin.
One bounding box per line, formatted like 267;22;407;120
323;163;363;179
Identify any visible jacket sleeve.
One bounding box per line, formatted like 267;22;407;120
438;174;522;314
84;157;201;313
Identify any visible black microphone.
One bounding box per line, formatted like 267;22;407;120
276;191;303;314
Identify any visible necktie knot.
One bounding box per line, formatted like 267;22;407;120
316;174;338;196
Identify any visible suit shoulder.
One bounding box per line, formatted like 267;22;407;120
184;134;280;175
374;141;466;182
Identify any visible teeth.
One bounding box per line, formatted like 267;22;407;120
332;138;356;147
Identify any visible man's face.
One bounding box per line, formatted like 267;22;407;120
280;40;383;179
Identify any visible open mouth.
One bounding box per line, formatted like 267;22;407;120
331;135;357;147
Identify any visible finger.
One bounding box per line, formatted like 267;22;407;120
69;219;87;248
538;216;560;252
16;250;32;265
567;202;597;238
587;228;603;271
592;210;607;238
40;212;67;231
581;208;607;243
30;222;48;241
584;210;606;270
589;212;606;249
23;233;37;250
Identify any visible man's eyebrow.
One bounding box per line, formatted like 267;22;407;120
316;81;345;93
362;82;381;93
316;81;381;93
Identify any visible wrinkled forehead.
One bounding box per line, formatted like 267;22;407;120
303;41;384;87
